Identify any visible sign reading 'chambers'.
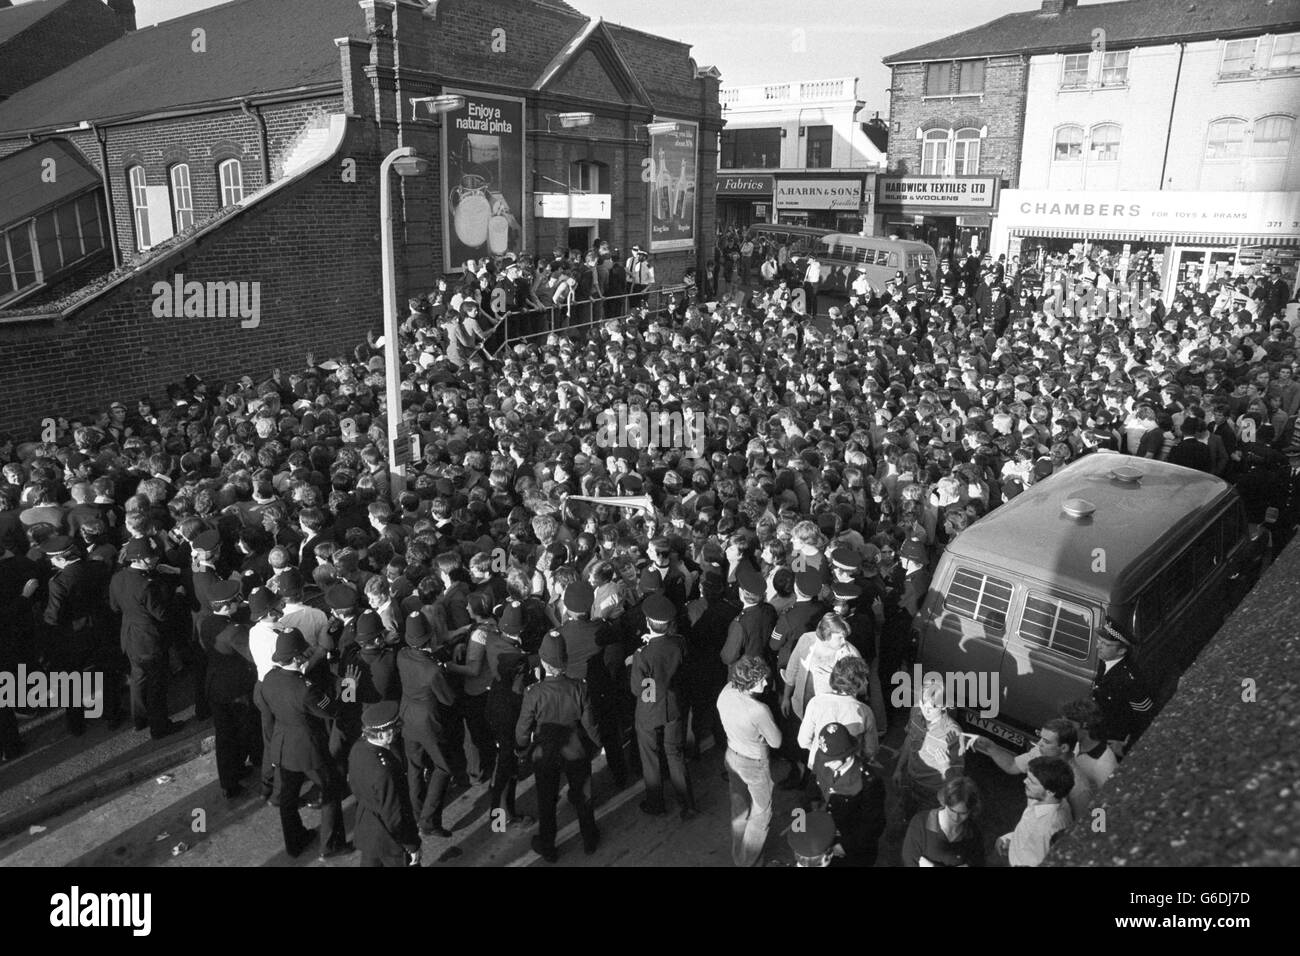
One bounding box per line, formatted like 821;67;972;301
878;176;998;209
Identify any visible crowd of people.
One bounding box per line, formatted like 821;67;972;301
0;231;1297;867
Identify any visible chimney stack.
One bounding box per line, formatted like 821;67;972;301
1041;0;1078;14
107;0;136;32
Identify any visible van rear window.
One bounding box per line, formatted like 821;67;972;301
943;568;1013;632
1019;595;1092;660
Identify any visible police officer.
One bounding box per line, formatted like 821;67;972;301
770;569;829;672
682;561;739;755
484;602;535;828
41;535;104;735
348;701;421;867
558;580;628;788
630;593;697;819
333;609;399;771
188;528;225;720
515;633;601;863
720;564;777;667
108;538;183;739
197;578;260;797
1092;618;1155;759
262;626;351;859
397;611;459;838
786;808;837;867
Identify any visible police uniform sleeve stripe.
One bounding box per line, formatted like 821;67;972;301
1130;698;1154;712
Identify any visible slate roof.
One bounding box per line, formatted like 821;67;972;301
884;0;1300;64
0;0;74;46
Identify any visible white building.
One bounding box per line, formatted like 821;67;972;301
716;76;887;235
991;0;1300;297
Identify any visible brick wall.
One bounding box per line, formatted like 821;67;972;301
0;118;383;436
0;0;123;100
886;55;1028;184
426;0;587;88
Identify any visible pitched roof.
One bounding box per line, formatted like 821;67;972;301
0;0;74;46
0;138;100;228
0;0;360;134
883;0;1300;64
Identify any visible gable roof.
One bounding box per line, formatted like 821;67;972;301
884;0;1300;64
533;18;653;108
0;138;100;228
0;0;360;134
0;0;74;46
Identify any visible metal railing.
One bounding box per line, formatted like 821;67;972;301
489;284;690;355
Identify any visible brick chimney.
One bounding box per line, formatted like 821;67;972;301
1041;0;1078;13
107;0;136;32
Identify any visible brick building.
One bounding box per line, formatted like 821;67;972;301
0;0;131;102
0;0;720;436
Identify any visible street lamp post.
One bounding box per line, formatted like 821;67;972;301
380;146;428;501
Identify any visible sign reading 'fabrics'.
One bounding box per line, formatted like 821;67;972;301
717;174;774;196
440;89;526;272
776;179;862;210
648;119;698;252
879;176;998;209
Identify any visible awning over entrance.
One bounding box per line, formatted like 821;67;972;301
1009;228;1300;245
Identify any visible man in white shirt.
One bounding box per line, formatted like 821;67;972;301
997;756;1074;866
1061;697;1118;791
972;717;1093;822
275;569;332;676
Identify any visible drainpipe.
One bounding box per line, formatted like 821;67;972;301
89;122;121;269
1158;42;1185;190
240;99;272;185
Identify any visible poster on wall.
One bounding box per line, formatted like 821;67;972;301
648;118;698;252
440;89;525;273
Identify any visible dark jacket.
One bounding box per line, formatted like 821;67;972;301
109;566;171;659
629;634;686;728
262;665;337;772
348;740;420;858
515;673;600;762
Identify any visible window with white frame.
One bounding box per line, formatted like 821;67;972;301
1053;125;1084;161
953;128;981;174
1221;37;1258;74
1206;118;1247;159
169;163;194;232
128;164;151;250
1251;114;1295;158
1266;32;1300;70
573;161;601;193
1100;50;1130;85
1089;123;1121;162
218;158;244;207
1061;53;1090;87
921;129;949;175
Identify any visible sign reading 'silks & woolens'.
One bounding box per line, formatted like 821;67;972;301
878;176;998;209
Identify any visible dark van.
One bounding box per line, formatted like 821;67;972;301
914;454;1268;750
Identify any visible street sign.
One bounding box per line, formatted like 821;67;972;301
533;193;611;219
392;424;412;466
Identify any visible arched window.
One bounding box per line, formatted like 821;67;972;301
169;163;194;232
1053;125;1083;161
921;129;949;175
954;128;981;174
127;165;151;250
217;158;244;207
1089;124;1121;162
1205;118;1246;160
1252;114;1294;158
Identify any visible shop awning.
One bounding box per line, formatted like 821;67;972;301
1008;228;1300;246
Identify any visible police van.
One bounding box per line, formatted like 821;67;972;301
913;454;1268;750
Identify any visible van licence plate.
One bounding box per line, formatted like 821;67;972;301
962;710;1029;751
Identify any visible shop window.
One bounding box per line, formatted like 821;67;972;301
805;125;832;169
720;128;782;169
1267;32;1300;70
1251;114;1294;158
925;62;949;96
169;163;194;233
954;128;981;174
1053;126;1084;161
1205;118;1246;159
127;164;151;250
1089;123;1120;162
956;60;985;94
1101;50;1130;85
1061;53;1089;88
1220;38;1258;74
921;129;949;175
218;158;244;207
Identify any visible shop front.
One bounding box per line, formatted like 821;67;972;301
716;173;774;233
774;175;867;233
876;175;1000;262
992;189;1300;305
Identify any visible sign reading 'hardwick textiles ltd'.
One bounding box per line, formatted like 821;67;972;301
776;179;862;210
878;176;998;209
